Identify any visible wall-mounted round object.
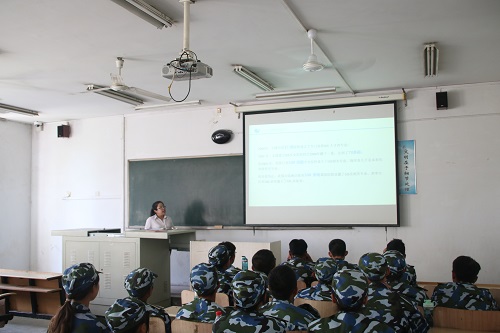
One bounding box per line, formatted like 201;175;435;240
211;129;233;144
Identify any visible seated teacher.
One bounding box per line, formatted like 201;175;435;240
145;200;175;230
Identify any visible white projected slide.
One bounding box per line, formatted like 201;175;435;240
244;102;399;226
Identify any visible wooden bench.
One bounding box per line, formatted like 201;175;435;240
0;269;65;319
433;306;500;332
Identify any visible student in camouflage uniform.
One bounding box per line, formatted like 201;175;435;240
208;244;234;305
358;253;429;333
280;239;315;287
123;268;171;332
431;256;499;311
176;263;227;322
105;298;149;333
308;269;395;332
384;238;417;285
328;239;359;270
252;249;277;288
383;250;428;306
47;263;110;333
213;270;286;333
296;258;338;301
260;265;317;330
219;241;241;280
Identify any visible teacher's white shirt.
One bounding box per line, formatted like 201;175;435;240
145;215;174;230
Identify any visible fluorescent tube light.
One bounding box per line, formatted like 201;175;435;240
255;87;336;100
87;84;144;106
134;100;201;111
0;103;39;116
110;0;174;29
424;43;439;77
233;65;274;92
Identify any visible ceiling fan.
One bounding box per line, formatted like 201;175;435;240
86;57;171;102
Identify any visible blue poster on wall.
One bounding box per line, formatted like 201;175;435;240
398;140;417;194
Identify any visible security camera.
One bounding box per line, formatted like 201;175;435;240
34;121;43;131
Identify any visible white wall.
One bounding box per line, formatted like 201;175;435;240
0;120;32;269
31;83;500;285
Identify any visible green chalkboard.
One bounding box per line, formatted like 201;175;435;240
128;155;244;227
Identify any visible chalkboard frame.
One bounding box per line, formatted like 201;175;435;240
127;155;245;229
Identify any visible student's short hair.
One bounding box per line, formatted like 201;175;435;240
453;256;481;283
268;265;296;301
252;249;276;275
289;239;308;256
328;239;347;256
386;239;406;256
219;241;236;258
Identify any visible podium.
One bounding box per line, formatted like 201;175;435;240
52;228;195;315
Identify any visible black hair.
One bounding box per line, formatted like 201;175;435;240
252;249;276;275
328;239;347;256
268;265;297;301
289;239;308;256
453;256;481;283
386;239;406;256
150;201;164;217
219;241;236;258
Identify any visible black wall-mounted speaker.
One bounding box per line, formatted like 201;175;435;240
436;92;448;110
57;125;71;138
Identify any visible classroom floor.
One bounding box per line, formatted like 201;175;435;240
1;316;49;333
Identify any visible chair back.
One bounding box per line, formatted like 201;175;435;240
171;319;213;333
293;298;338;318
433;306;500;332
180;290;230;307
149;316;166;333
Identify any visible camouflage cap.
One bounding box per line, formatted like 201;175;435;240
190;263;218;296
208;244;230;268
383;250;406;276
314;258;338;283
124;268;157;298
358;252;387;281
331;269;368;310
62;263;100;298
232;270;266;309
105;298;148;333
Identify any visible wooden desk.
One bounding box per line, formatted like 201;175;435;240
431;329;497;333
0;269;64;318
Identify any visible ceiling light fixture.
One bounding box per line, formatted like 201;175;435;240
303;29;324;72
134;100;201;111
110;0;174;29
255;87;336;100
233;65;274;92
0;103;39;116
424;43;439;77
87;84;144;106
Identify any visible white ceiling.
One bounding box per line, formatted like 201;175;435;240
1;0;499;123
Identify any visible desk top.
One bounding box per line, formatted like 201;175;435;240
0;269;62;280
124;229;195;239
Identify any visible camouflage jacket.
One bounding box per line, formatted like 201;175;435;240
212;308;286;333
431;282;499;311
176;297;227;323
72;302;111;333
216;268;234;305
225;265;241;281
259;299;316;331
405;264;417;285
362;281;429;333
308;311;396;333
126;297;171;333
388;280;428;306
333;258;359;271
280;257;315;287
295;282;332;301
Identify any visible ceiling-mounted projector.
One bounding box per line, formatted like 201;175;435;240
162;58;213;81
